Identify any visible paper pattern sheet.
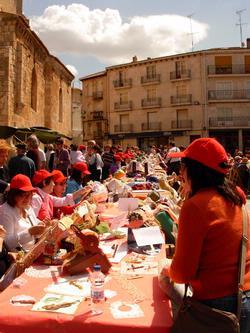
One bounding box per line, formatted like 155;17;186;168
45;276;91;297
132;226;164;246
32;293;83;315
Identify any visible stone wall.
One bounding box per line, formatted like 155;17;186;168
0;0;22;15
0;12;74;137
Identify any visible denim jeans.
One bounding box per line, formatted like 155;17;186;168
200;291;250;333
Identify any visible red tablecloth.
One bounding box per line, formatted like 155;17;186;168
0;251;173;333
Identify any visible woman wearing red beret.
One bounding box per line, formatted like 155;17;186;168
160;138;250;332
0;175;44;252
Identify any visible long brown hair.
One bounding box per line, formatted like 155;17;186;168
182;157;243;206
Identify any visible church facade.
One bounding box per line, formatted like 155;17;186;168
0;0;74;137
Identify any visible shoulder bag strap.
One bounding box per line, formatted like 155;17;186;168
237;204;249;319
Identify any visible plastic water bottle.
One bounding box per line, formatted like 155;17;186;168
90;265;105;314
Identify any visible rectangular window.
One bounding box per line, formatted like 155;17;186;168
215;56;232;74
176;85;187;96
120;114;129;125
147;88;156;100
216;81;232;98
246;81;250;98
175;61;186;76
216;107;233;120
120;92;128;104
245;56;250;73
118;71;126;81
176;109;188;122
146;65;156;78
147;112;156;123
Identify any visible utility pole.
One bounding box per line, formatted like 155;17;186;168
187;13;195;52
236;9;247;47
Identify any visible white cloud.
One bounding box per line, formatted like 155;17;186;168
31;4;209;64
66;64;78;77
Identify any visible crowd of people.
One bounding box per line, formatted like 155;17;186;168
1;135;250;196
0;134;249;332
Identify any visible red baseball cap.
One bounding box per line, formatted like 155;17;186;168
51;170;67;183
79;145;86;150
10;174;36;191
167;138;229;174
123;153;131;160
72;162;91;175
114;154;122;161
32;169;53;186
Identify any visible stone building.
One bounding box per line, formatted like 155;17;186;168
0;0;74;138
81;43;250;153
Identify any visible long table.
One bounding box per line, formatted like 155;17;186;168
0;245;173;333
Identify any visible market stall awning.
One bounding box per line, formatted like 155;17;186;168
0;126;72;144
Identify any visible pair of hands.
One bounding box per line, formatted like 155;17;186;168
28;217;54;236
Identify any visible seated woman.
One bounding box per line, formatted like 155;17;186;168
32;169;90;221
51;170;76;219
65;162;91;203
160;138;250;332
0;175;45;252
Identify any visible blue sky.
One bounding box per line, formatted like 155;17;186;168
23;0;250;82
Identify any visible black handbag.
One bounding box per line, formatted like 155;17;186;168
171;205;248;333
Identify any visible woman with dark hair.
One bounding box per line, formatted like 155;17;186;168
161;138;250;332
0;175;44;252
65;162;91;203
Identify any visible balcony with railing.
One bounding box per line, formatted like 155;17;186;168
170;69;191;81
114;124;133;133
141;74;161;85
171;119;193;129
92;111;104;120
92;91;103;99
141;97;161;108
209;116;250;128
114;100;133;111
208;89;250;101
171;94;192;105
207;64;250;75
141;122;162;131
113;78;132;89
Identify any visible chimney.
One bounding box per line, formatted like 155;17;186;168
132;56;138;62
247;38;250;49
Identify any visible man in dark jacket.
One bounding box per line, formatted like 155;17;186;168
8;143;36;180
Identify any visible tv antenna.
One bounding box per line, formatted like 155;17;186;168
187;13;196;52
236;9;247;47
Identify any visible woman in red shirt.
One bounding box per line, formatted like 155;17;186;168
164;138;250;332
